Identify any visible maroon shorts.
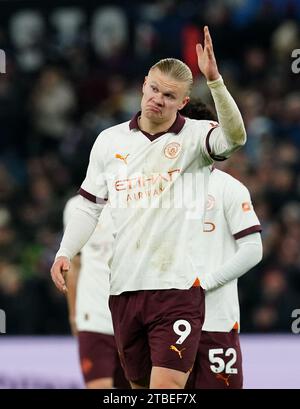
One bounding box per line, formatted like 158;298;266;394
186;330;243;389
109;286;205;383
78;331;129;388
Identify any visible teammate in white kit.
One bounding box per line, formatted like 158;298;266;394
51;26;247;389
181;100;263;389
63;197;128;389
187;168;262;388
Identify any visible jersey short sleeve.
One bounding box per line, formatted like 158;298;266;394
80;135;108;203
207;125;242;161
224;179;261;239
192;119;240;162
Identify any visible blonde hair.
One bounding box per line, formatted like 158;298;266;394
150;58;193;95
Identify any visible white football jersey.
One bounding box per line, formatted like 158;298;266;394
202;169;261;332
80;114;239;295
63;196;114;334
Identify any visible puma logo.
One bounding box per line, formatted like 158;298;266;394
170;345;186;359
81;358;93;375
115;153;129;164
216;373;231;386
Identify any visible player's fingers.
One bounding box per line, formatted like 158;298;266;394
62;259;70;272
196;43;203;59
204;25;212;46
51;274;62;291
51;261;65;285
206;45;214;59
51;261;67;289
51;270;63;287
205;27;216;57
53;275;68;293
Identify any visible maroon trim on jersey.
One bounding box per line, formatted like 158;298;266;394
78;187;107;205
129;111;185;141
234;225;262;240
205;126;227;162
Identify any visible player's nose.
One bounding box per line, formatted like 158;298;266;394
154;93;164;106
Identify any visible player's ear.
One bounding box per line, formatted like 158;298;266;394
142;76;148;93
178;96;190;110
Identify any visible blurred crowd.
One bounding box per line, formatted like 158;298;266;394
0;0;300;334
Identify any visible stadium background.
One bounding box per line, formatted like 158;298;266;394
0;0;299;388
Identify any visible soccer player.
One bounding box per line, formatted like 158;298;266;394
182;100;263;389
51;26;247;389
63;197;129;389
189;166;262;389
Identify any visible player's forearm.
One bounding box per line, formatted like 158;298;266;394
56;198;102;260
202;233;263;291
208;76;246;147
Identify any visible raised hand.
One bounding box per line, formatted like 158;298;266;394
196;26;220;82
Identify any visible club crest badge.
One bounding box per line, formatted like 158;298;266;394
164;142;181;159
206;194;215;210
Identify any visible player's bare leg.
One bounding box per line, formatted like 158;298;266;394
150;366;190;389
86;377;113;389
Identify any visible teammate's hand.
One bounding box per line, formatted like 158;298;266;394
50;256;70;293
196;26;220;82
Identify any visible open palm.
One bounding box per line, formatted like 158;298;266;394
196;26;220;81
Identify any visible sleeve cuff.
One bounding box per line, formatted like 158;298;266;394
55;249;72;261
207;75;224;88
